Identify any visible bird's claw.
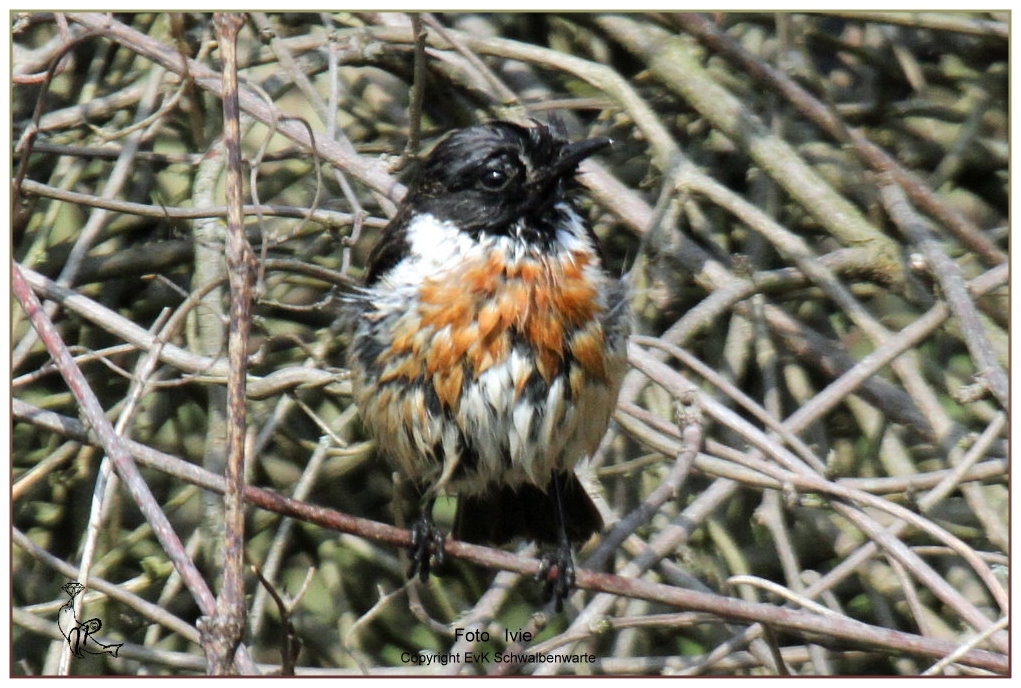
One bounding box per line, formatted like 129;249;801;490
408;517;446;582
536;544;576;612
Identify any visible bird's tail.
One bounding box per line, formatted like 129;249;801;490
453;472;602;546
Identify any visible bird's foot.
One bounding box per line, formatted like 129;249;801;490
536;542;576;612
408;516;446;582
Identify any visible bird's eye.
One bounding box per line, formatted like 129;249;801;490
479;168;510;190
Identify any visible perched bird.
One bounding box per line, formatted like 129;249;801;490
347;121;629;608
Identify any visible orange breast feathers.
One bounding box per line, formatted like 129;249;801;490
380;249;609;410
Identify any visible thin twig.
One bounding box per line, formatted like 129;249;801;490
390;13;427;172
18;264;344;398
200;13;253;676
11;262;247;663
673;12;1007;266
19;178;385;229
14;397;1007;673
878;180;1008;411
65;12;402;207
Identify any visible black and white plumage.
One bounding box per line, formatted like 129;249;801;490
347;121;629;607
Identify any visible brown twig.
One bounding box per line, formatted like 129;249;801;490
878;180;1008;411
18;264;343;398
198;13;253;676
13;13;1006;676
627;348;1008;630
12;398;1007;674
19;178;384;230
11;261;258;678
599;14;902;275
13;527;199;644
673;13;1007;266
390;13;427;172
12;29;100;212
64;12;402;207
814;10;1008;38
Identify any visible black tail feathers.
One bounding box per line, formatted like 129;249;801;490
453;472;602;546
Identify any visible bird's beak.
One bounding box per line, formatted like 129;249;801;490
549;137;612;179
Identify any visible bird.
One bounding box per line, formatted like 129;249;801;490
347;121;629;609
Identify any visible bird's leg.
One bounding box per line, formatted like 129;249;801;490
536;474;576;612
408;496;445;582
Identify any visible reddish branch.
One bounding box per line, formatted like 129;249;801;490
197;12;253;676
13;398;1008;674
11;263;257;675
